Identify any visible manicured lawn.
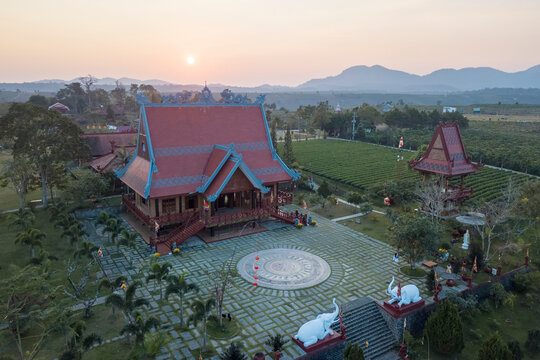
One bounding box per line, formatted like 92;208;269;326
338;212;390;243
312;201;360;219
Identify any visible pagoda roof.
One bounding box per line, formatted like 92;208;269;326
409;121;483;176
90;146;136;173
116;89;299;198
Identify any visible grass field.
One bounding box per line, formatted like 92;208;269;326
338;212;390;243
288;139;538;202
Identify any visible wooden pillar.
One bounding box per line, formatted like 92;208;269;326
180;196;185;212
176;196;180;213
460;175;465;189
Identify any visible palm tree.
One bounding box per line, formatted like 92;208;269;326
8;208;35;232
264;334;289;353
99;275;127;315
95;211;110;230
62;221;88;250
48;201;68;223
59;320;102;360
74;241;99;261
165;274;199;327
188;297;215;353
219;342;247;360
146;260;172;302
105;281;149;344
55;213;77;232
117;229;141;266
28;248;58;273
15;228;45;257
103;218;123;244
120;311;160;345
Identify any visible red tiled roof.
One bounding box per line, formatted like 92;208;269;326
82;132;137;157
118;103;297;198
90;146;136;173
409;122;483;176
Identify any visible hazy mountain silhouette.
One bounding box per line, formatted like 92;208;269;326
2;65;540;94
297;65;540;92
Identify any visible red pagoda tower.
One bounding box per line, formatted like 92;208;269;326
409;121;483;202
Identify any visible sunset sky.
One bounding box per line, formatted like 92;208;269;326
1;0;539;86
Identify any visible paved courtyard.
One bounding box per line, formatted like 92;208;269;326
86;205;427;359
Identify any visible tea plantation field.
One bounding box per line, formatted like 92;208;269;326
290;139;537;202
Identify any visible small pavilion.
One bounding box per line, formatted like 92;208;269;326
116;87;299;251
408;121;483;204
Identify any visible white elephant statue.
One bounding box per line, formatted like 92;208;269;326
294;298;339;347
387;276;422;307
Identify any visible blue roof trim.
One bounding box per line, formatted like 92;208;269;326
196;145;233;193
205;149;270;201
206;159;241;202
260;104;300;181
142;106;158;199
114;107;142;178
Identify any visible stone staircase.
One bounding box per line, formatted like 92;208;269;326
331;297;397;360
154;218;205;253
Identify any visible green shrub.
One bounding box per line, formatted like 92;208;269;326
490;283;509;309
512;273;532;293
264;334;289;352
477;333;512;360
446;293;479;320
425;300;464;355
525;329;540;355
478;300;491;313
507;340;523;360
219;342;247;360
440;242;451;250
343;342;364;360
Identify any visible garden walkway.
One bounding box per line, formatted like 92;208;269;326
82;204;427;359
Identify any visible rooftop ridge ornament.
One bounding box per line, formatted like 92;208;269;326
199;85;216;104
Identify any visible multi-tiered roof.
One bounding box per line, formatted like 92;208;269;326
115;87;299;200
409;122;482;177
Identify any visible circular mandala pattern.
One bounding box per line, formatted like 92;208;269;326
237;249;331;290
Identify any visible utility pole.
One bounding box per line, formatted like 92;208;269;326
351;112;357;140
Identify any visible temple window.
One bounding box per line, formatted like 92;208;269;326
162;198;176;214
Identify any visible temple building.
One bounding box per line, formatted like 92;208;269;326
409;121;483;204
116;87;299;251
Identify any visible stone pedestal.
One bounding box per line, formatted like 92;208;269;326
292;331;345;354
380;300;426;319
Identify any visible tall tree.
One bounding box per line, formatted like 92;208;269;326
317;180;331;208
283;125;295;165
165;274;199;327
416;176;448;233
27;95;50;108
121;311;160;345
0;266;60;360
8;208;36;232
271;120;278;154
105;281;149;345
59;320;102;360
189;297;215;353
1;156;36;209
15;228;45;257
425;300;464;356
389;213;438;269
0;103;89;207
56;82;87;113
79;75;97;108
208;256;237;327
64;259;100;318
145;259;172;302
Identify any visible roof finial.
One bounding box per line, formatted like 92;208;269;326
204;80;207;87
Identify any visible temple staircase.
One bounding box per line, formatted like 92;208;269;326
331;297;397;360
153;217;205;254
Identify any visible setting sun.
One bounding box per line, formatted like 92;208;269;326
187;56;195;65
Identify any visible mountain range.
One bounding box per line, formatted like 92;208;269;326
1;65;540;94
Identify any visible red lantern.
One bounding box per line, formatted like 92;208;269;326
255;256;260;260
254;266;259;270
253;282;258;286
254;275;258;280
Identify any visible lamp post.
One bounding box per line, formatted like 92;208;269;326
351;112;357;140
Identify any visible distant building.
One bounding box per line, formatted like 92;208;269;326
443;107;456;113
48;102;70;113
473;107;481;113
335;104;341;113
382;104;394;113
82;132;137;158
